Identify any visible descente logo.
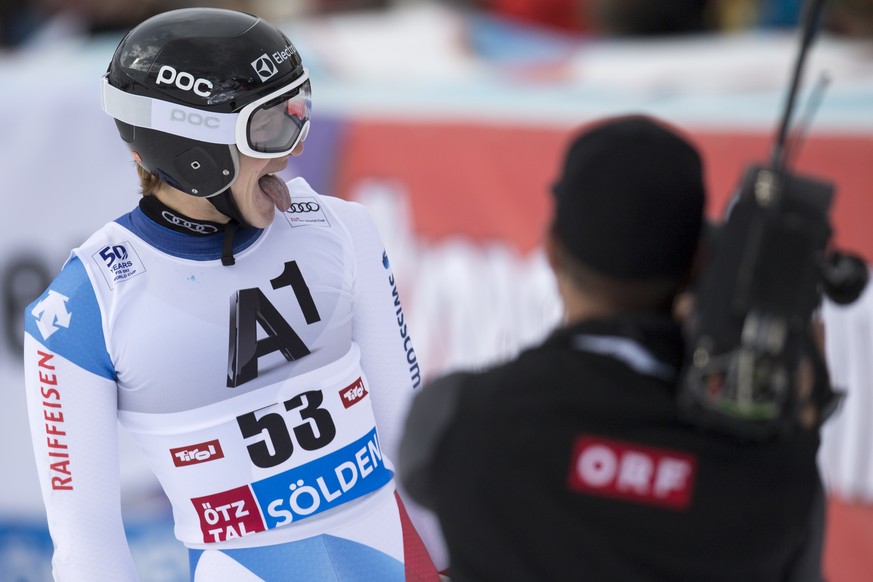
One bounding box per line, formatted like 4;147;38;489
156;65;213;97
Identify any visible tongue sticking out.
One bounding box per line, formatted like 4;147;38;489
258;174;291;212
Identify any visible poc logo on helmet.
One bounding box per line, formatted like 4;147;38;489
251;54;278;82
170;109;221;129
156;65;213;97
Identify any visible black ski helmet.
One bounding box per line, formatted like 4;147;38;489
101;8;309;199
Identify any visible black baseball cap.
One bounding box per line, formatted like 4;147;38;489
551;115;706;280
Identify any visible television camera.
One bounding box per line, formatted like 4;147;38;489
678;0;869;440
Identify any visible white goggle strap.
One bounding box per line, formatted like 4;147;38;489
100;75;238;145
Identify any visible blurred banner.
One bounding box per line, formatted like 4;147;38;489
1;4;872;581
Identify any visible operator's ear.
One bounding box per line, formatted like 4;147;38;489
544;226;563;274
673;221;714;322
684;219;716;290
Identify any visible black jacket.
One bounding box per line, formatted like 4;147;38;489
399;313;824;582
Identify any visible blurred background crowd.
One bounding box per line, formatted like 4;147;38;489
2;0;872;51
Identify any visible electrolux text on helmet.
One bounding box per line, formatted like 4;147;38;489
272;45;297;64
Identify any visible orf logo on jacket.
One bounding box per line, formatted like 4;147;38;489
567;435;697;510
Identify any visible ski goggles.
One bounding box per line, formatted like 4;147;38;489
100;69;311;159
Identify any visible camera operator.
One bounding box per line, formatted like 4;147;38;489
398;115;828;581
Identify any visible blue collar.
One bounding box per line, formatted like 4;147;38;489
116;206;263;261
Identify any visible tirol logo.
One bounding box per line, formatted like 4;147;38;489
567;435;697;510
339;377;368;409
251;54;278;82
171;439;225;467
31;290;72;340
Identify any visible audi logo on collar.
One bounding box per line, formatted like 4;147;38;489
288;202;320;213
161;210;219;234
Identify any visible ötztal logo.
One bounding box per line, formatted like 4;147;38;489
171;439;225;467
31;290;72;340
192;486;264;542
567;435;697;510
339;377;368;409
251;54;278;82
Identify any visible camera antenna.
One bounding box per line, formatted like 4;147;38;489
771;0;828;173
783;71;831;170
